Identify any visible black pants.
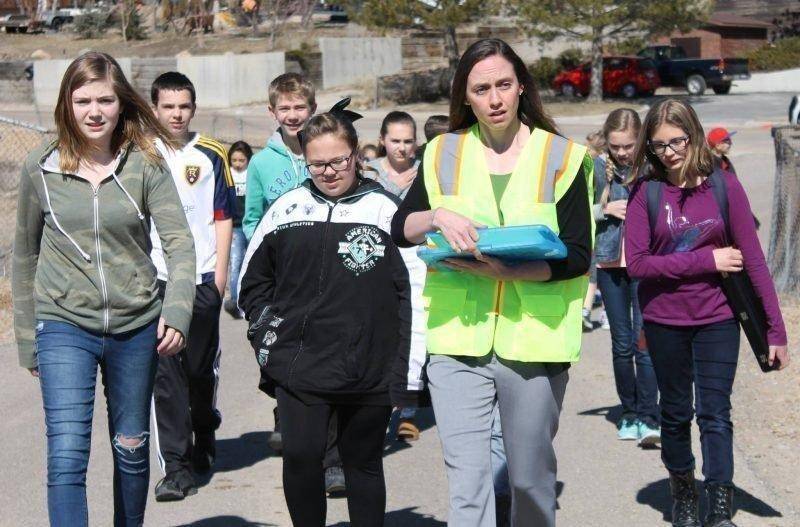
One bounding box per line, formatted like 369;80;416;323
644;319;740;485
276;386;392;527
153;281;223;475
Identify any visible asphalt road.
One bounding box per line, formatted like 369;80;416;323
1;91;797;526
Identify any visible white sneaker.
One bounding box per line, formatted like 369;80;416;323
599;309;610;330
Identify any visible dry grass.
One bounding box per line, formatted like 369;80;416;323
731;295;800;511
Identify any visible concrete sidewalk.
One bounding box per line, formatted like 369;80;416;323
2;318;796;526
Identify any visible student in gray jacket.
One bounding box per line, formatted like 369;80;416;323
12;52;195;527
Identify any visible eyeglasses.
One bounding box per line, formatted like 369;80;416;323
648;136;690;156
306;153;354;176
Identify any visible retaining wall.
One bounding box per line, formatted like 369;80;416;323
319;37;402;89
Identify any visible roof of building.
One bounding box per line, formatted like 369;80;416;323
706;13;774;29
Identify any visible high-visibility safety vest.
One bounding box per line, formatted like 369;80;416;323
422;123;594;362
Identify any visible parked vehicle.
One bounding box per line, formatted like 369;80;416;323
39;9;75;31
637;45;750;95
0;14;35;33
552;56;661;99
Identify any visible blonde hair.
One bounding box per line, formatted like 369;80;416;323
54;52;175;173
585;131;605;159
599;108;641;206
268;72;316;108
630;99;713;186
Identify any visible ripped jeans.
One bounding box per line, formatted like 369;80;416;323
35;319;159;527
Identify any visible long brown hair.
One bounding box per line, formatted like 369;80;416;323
449;38;558;134
54;51;176;172
629;98;713;186
600;108;641;206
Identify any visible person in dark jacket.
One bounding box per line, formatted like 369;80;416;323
238;107;426;527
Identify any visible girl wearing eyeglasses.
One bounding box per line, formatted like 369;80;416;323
625;98;789;527
237;108;427;527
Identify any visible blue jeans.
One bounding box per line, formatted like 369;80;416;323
644;319;740;485
36;319;159;527
597;268;659;422
228;227;247;303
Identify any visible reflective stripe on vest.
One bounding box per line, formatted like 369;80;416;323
434;129;574;203
422;123;593;362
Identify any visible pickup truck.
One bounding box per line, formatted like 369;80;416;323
0;14;34;33
637;45;750;95
39;9;75;31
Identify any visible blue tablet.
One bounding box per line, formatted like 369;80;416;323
418;225;567;268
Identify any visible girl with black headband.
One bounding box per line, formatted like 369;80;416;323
237;100;427;526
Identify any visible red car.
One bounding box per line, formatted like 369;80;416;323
552;56;661;99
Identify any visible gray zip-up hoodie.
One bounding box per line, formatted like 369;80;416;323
12;140;196;369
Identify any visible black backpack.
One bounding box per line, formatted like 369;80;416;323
645;171;775;372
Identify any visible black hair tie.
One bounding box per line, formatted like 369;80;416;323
298;98;364;145
329;97;363;123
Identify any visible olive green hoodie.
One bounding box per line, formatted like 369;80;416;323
12;140;196;369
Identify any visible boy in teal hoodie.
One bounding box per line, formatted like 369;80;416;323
242;73;316;240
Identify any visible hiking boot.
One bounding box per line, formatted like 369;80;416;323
705;483;737;527
223;299;243;319
582;308;593;332
268;406;283;455
155;469;197;502
637;417;661;448
397;418;421;442
192;432;216;474
617;414;639;441
325;465;346;497
668;470;700;527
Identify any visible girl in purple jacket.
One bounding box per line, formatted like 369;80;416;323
625;99;790;527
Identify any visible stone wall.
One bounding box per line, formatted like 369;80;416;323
131;57;178;101
0;61;33;104
377;67;452;105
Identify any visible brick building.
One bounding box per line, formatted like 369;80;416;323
655;13;772;58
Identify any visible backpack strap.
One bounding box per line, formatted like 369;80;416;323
645;179;664;235
708;169;732;244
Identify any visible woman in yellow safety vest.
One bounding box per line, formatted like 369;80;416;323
391;38;594;527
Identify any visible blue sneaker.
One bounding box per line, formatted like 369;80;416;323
617;416;639;440
638;418;661;448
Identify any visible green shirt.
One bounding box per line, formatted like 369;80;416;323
490;173;512;225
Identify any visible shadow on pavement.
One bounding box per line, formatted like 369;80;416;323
383;407;436;457
194;431;274;488
637;478;783;522
578;404;624;427
174;516;277;526
329;507;446;526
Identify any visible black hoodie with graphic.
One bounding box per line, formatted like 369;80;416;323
238;179;427;407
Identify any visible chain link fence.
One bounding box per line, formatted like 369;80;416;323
0;116;56;276
769;126;800;296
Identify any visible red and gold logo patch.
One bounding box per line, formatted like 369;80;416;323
184;165;201;185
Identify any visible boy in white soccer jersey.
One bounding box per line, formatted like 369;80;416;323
150;72;235;501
